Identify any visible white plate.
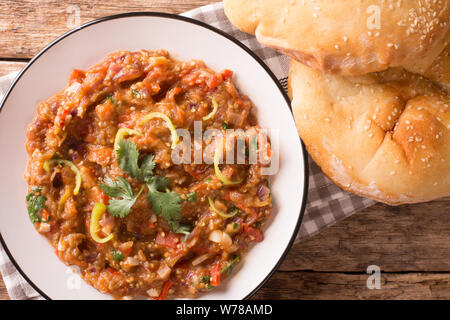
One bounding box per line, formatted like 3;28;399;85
0;13;308;300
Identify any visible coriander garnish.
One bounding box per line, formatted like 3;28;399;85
186;192;197;202
112;250;124;262
25;188;48;224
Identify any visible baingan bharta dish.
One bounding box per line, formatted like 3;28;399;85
24;50;273;299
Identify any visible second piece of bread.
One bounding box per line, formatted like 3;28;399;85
225;0;449;76
289;58;450;205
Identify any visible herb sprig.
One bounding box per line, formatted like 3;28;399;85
100;176;145;218
186;192;197;202
112;250;124;262
116;139;155;181
221;256;240;275
25;188;49;224
111;138;190;236
200;275;213;289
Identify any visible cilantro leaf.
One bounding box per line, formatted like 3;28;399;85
201;275;210;284
147;178;181;222
112;250;124;262
116;139;156;183
114;139;187;236
186;192;197;202
146;176;188;236
117;139;140;179
107;198;136;218
106;94;115;104
169;221;191;241
100;177;144;218
148;175;171;190
139;154;155;182
221;256;240;275
26;188;47;224
26;188;46;214
200;275;213;289
100;177;132;198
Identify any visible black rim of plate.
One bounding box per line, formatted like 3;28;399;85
0;12;309;300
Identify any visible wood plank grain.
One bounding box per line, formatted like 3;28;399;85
279;199;450;273
253;271;450;300
0;0;218;59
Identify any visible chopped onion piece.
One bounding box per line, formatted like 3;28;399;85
157;263;172;280
209;230;222;243
221;231;232;248
38;222;51;233
125;257;139;267
191;253;210;266
209;230;232;249
147;288;160;298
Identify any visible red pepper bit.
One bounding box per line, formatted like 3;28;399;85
207;74;223;90
221;69;233;80
58;108;71;128
243;223;264;242
152;279;173;300
210;262;221;287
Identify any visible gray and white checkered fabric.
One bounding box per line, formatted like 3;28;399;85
0;2;375;299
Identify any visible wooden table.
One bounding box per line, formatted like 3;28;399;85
1;0;450;300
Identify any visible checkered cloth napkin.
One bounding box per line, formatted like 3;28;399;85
0;2;376;299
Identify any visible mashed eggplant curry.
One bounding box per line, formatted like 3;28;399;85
25;50;272;299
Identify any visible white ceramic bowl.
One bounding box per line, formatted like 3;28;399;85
0;13;308;300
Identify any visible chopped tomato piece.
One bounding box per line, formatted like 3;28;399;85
221;69;233;80
86;146;113;167
168;87;182;100
88;185;108;207
140;221;156;234
119;241;133;257
68;69;85;84
210;262;221;287
156;232;180;250
106;267;120;275
243;224;264;242
207;74;220;90
41;208;50;222
58;108;71;128
95;101;115;121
